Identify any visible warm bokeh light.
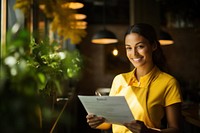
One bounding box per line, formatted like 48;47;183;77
159;40;174;45
39;4;45;10
71;14;87;20
112;48;119;56
70;21;87;29
62;2;84;9
92;39;118;44
40;2;84;10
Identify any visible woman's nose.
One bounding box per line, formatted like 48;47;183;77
133;48;139;56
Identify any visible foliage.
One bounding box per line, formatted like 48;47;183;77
30;37;83;96
0;26;42;132
0;24;83;132
14;0;32;16
14;0;87;44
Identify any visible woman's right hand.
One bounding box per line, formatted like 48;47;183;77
86;114;105;129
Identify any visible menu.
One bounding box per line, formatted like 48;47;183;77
78;95;134;125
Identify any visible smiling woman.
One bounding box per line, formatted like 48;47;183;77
86;23;183;133
125;33;156;74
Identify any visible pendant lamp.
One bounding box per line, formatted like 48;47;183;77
159;29;174;45
91;0;118;44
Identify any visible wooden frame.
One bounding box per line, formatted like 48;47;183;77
1;0;7;57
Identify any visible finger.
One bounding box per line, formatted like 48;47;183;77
124;120;137;127
86;114;96;119
87;116;104;123
124;122;142;132
130;120;137;124
88;120;103;128
87;116;105;128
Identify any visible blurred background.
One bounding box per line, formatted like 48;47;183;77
1;0;200;133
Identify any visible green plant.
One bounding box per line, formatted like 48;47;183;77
30;37;83;96
0;24;83;132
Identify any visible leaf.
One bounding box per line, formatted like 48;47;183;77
38;73;46;84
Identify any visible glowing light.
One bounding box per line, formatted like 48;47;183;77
62;2;84;9
4;56;17;67
70;21;87;29
39;4;45;10
70;14;87;20
58;52;66;59
112;48;118;56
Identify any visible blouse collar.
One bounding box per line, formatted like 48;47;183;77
128;66;160;87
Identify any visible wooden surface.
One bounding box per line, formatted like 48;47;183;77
182;103;200;127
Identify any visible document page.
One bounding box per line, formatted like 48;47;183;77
78;95;134;125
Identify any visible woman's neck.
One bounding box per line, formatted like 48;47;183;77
135;63;155;81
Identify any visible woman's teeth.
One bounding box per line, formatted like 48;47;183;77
133;58;142;62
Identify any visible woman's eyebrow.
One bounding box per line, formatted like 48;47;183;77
125;41;143;46
135;41;143;45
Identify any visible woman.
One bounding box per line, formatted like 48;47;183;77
86;23;182;133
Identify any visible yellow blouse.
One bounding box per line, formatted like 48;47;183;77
109;66;182;133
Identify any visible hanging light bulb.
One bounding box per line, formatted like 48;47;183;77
92;29;118;44
159;27;174;45
159;30;174;45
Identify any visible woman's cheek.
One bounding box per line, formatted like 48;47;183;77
126;51;131;58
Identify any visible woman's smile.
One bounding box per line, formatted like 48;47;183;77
125;33;154;69
132;57;143;62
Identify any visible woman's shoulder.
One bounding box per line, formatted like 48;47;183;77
159;71;176;79
157;71;179;84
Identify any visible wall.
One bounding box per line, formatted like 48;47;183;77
162;27;200;101
77;24;130;95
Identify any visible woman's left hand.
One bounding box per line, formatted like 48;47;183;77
124;120;149;133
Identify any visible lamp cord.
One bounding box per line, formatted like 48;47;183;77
103;0;106;30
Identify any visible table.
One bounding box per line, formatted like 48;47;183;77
182;103;200;127
182;103;200;133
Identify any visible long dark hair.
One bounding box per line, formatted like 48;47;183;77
124;23;168;72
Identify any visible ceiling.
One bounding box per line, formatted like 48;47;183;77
77;0;130;24
162;0;200;20
77;0;200;27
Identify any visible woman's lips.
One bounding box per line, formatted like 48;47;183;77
132;57;143;62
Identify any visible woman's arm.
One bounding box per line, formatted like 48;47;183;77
148;103;182;133
124;103;182;133
160;103;182;133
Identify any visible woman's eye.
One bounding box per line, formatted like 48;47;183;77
137;45;144;49
126;47;132;50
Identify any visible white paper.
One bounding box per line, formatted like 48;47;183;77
78;95;134;125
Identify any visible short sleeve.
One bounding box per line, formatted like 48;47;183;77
164;78;183;106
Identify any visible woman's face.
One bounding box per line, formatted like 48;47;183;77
125;33;155;69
